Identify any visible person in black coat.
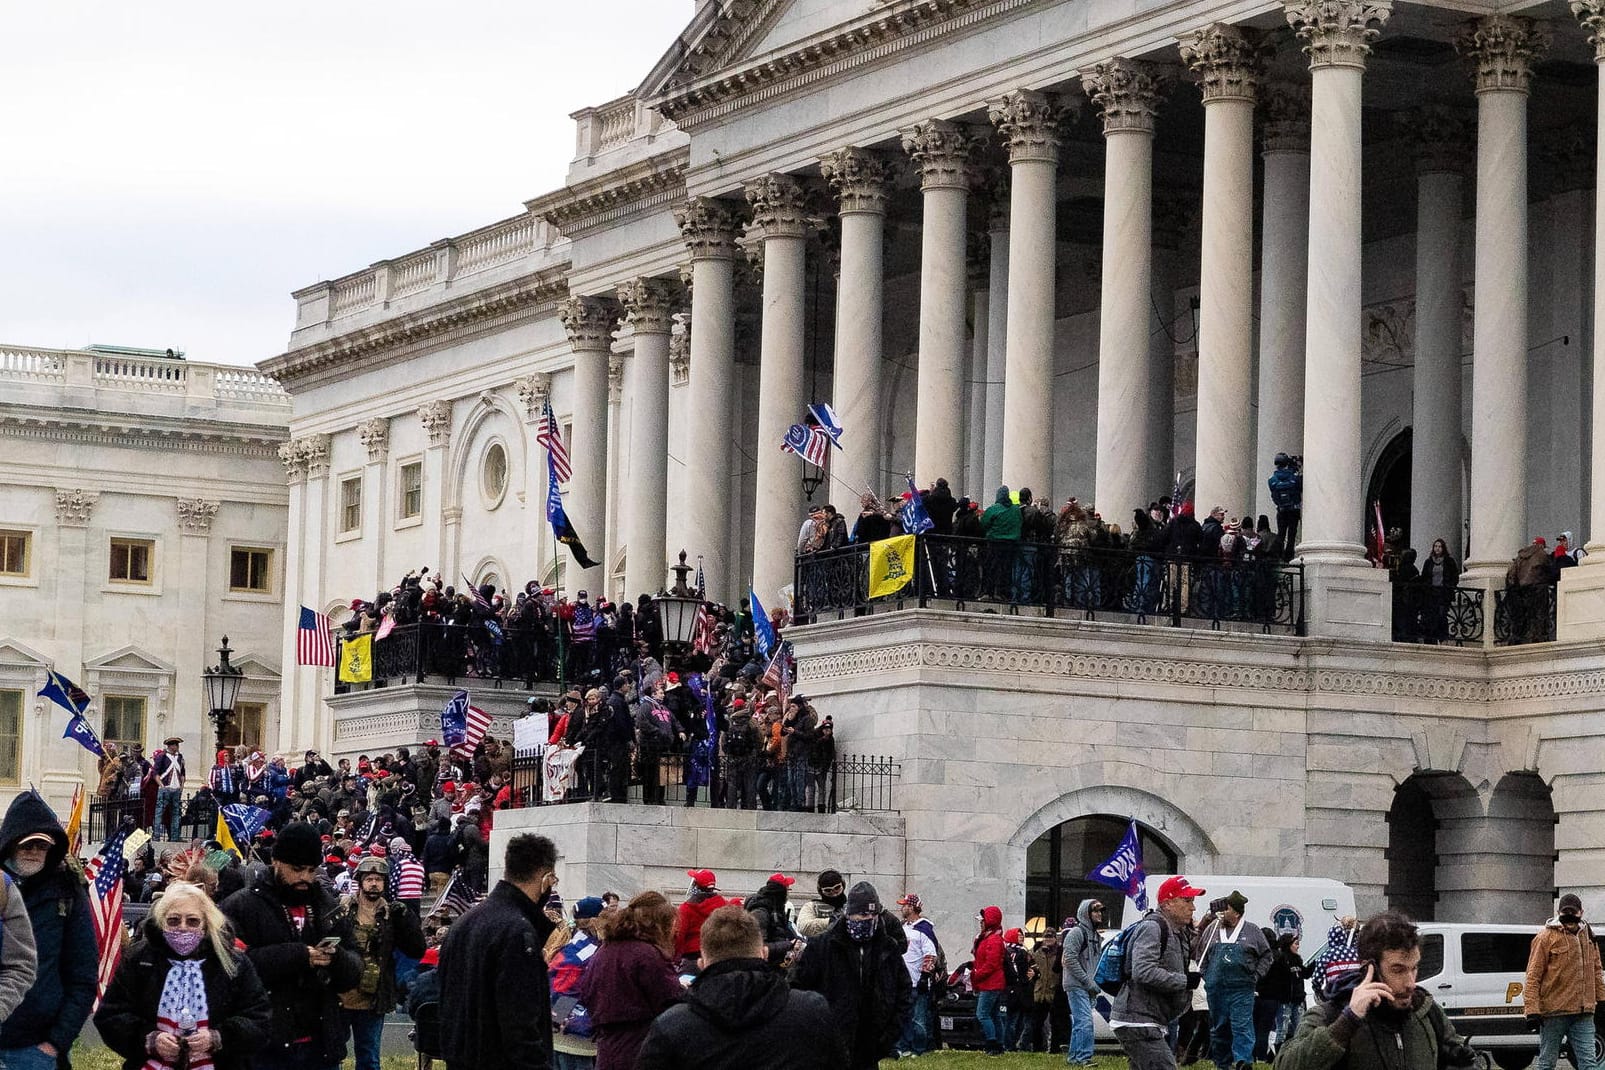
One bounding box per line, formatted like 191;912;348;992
744;874;801;967
638;904;844;1070
95;882;272;1070
923;479;958;536
789;881;913;1070
438;833;559;1070
218;822;362;1070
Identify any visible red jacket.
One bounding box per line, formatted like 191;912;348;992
971;906;1006;991
673;891;730;960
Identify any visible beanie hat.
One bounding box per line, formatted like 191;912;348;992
575;896;605;919
275;822;323;868
845;880;881;917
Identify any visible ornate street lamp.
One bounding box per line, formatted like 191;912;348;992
202;636;245;744
657;550;702;665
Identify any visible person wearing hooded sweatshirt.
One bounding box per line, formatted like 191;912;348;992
981;487;1022;600
1002;926;1037;1050
743;874;800;967
790;881;912;1070
1062;897;1107;1066
674;870;729;974
971;904;1007;1054
638;904;842;1070
0;792;78;1067
1524;892;1605;1070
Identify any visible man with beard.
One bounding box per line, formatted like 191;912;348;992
331;857;425;1070
221;822;362;1070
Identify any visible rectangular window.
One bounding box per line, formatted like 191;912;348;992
0;531;29;577
0;690;19;785
224;701;266;751
1460;932;1531;974
340;477;363;533
102;695;146;752
229;547;273;592
399;462;422;520
109;538;154;584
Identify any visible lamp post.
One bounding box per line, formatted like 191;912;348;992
657;550;702;670
202;636;245;748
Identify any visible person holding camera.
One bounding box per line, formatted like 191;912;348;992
1268;453;1302;561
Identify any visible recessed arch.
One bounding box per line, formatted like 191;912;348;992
446;391;528;512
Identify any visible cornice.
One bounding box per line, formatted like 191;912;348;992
0;408;286;457
526;150;690;239
259;267;570;393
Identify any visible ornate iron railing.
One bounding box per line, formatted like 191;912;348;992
1391;583;1485;646
333;622;558;694
795;535;1305;635
87;791;217;846
1494;584;1558;646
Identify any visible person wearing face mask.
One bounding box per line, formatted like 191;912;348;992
796;869;846;939
1523;893;1605;1070
330;857;425;1070
790;881;912;1070
219;822;362;1070
94;881;271;1070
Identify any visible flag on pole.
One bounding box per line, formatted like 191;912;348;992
750;588;776;661
429;867;484;918
296;606;335;667
221;803;272;850
439;690;470;750
761;642;793;707
38;668;91;716
62;712;107;758
86;823;134;1008
1170;472;1184;517
374;613;396;642
694;557;706;598
1086;818;1149;910
537;401;572;483
545;441;599;569
215;810;240;856
781;423;832;467
65;784;85;857
692;602;718;655
453;705;493;761
1368;500;1386;567
808;402;844;449
899;474;934;535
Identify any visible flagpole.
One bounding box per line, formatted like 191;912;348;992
554;537;566;698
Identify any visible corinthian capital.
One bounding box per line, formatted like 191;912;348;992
1456;14;1549;94
1574;0;1605;61
54;489;99;526
1179;25;1262;102
1283;0;1392;71
986;92;1064;165
1082;59;1168;134
819;148;894;214
357;417;389;462
1398;105;1472;175
674;198;742;260
515;373;551;421
300;433;331;477
416;402;452;448
559;295;622;352
1260;82;1311;152
176;498;220;534
617;277;680;335
743;174;811;239
279;441;308;484
900;120;981;189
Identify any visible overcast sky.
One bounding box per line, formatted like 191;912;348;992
0;2;693;366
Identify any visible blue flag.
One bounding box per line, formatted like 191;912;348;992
63;713;106;758
808;402;844;449
38;668;90;716
440;689;470;749
899;475;934;534
221;803;272;847
1087;819;1148;910
545;450;599;569
750;588;776;661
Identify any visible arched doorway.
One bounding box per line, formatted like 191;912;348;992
1025;815;1179;931
1385;776;1439;920
1366;429;1413;551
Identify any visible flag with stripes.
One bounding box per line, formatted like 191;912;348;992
692;602;717;655
296;606;335;667
694;558;706;598
429;867;484;918
538;401;571;483
86;824;133;1008
440;690;470;749
781;423;832;468
452;705;493;761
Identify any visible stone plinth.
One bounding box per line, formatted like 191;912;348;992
326;683;546;761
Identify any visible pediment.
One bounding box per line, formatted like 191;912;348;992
230;652;282;679
84;647;176;675
640;0;790;97
0;639;50;670
744;0;852;62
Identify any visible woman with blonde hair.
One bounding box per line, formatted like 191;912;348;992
94;882;271;1070
577;890;682;1070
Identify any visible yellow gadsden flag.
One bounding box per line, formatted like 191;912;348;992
868;534;917;599
338;633;373;684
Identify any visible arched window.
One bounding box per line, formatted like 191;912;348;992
1026;815;1178;931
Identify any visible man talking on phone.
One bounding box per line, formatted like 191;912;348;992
1275;911;1477;1070
221;821;363;1070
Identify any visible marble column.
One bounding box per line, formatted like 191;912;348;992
558;296;620;596
744;173;811;605
902;122;976;485
1255;84;1311;520
984;189;1011;496
1150;195;1189;501
1576;3;1605;562
1084;59;1165;520
675;198;741;602
1405;108;1469;560
1180;25;1259;518
991;90;1063;497
297;437;331;748
618;277;678;598
966;233;991;496
276;448;307;753
819;149;891;502
1458;15;1547;574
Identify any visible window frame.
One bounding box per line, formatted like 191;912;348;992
481;439;509;509
224;700;267;751
228;546;274;594
0;530;30;578
0;689;21;786
108;537;156;586
101;694;147;753
397;458;423;524
338;474;363;536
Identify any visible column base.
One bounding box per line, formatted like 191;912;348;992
1298;551;1391;641
1558;560;1605;640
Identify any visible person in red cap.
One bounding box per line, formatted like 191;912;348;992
1002;926;1037;1051
971;905;1007;1054
743;874;801;967
674;870;729;974
1111;875;1205;1070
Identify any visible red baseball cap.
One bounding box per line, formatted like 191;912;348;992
1004;927;1022;943
420;947;440;967
767;873;796;888
1157;876;1205;903
686;869;718;888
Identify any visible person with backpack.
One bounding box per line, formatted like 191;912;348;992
1002;927;1037;1051
1062;897;1107;1066
971;905;1007;1055
1110;875;1204;1070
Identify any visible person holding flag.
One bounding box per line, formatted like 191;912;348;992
0;791;80;1066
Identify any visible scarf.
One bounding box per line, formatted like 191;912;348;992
142;958;212;1070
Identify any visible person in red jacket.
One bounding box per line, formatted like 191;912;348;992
971;905;1007;1054
674;869;729;974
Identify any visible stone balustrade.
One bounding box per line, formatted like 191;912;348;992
0;345;289;409
571;93;676;160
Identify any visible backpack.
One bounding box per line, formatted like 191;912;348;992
1094;913;1169;996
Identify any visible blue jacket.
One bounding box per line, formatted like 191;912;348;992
1268;467;1302;510
0;791;98;1051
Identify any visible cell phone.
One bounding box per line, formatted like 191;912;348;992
316;937;341;951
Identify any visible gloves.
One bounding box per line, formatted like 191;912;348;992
1187;971;1203;991
1526;1016;1542;1033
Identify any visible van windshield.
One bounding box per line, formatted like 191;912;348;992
1460;932;1530;974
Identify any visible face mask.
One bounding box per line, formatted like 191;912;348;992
846;918;877;942
5;857;44;880
165;930;205;956
822;888;846;909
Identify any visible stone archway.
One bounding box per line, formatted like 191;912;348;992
1024;814;1180;931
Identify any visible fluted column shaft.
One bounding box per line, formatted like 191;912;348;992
1577;2;1605;556
820;149;890;501
559;296;620;593
618;277;677;599
983;216;1010;495
902;123;975;485
1460;15;1546;570
745;174;810;604
992;91;1062;497
1085;60;1164;519
676;200;741;601
1256;86;1311;519
965;238;990;496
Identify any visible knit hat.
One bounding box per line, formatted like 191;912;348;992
575;896;605;919
897;893;923;911
845;880;881;917
390;836;410;855
274;822;323;868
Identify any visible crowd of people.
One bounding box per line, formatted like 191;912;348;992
1386;528;1581;644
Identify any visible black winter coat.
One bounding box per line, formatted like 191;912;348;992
924;487;957;536
94;918;272;1070
328;895;426;1011
637;957;846;1070
219;870;362;1063
438;880;557;1070
744;882;798;966
790;919;914;1069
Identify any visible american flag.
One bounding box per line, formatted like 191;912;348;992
781;422;831;468
760;641;792;704
693;602;718;655
296;606;335;667
452;705;493;762
429;867;484;918
86;824;133;1008
538;401;571;483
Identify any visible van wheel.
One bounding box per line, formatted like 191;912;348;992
1492;1052;1532;1070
